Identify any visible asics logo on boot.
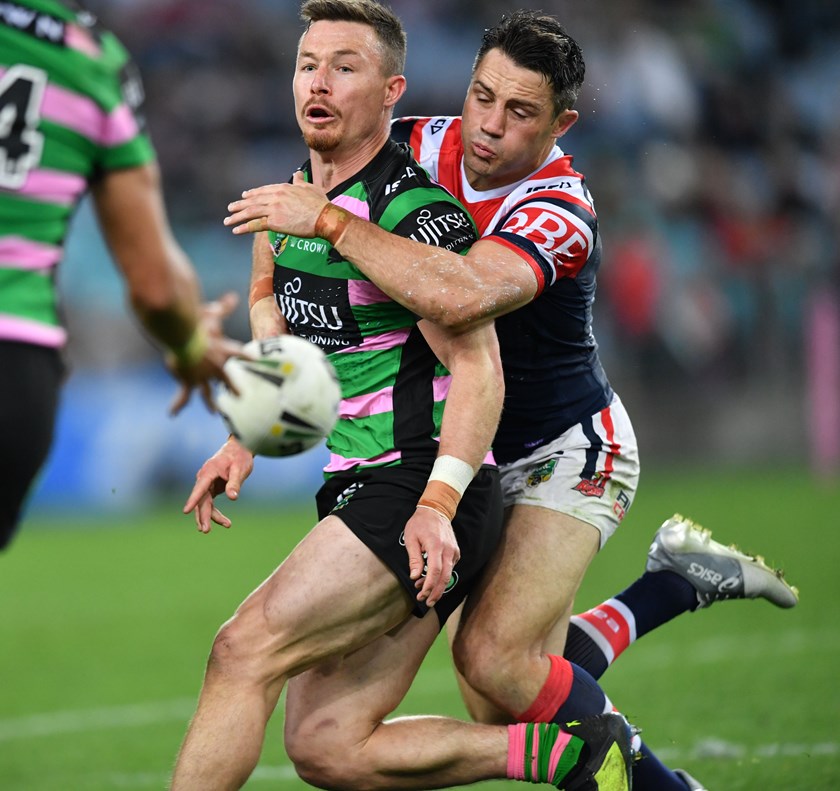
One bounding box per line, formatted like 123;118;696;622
687;562;724;586
688;562;741;593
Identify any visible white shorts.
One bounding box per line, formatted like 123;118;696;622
498;394;640;549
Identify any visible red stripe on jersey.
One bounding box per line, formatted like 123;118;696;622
484;234;547;297
408;120;426;164
577;603;632;658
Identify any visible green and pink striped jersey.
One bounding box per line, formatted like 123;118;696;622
0;0;155;348
269;140;479;474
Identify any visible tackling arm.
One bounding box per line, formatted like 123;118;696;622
225;176;539;331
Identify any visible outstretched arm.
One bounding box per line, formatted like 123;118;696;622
92;162;243;412
225;174;538;331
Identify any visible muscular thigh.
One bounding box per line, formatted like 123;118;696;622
284;611;441;750
230;515;414;678
461;505;599;652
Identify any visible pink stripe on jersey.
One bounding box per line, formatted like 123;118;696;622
39;80;138;148
332;195;370;220
0;314;66;347
0;237;62;270
341;387;394;419
19;168;87;205
348;278;390;306
102;103;142;147
333;327;411;354
339;375;450;419
64;24;102;57
326;447;401;473
432;373;452;402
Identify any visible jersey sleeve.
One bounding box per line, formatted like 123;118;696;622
92;38;155;173
485;182;598;295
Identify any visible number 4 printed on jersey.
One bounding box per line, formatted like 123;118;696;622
0;64;47;189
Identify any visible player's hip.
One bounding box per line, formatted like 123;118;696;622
315;462;503;626
498;394;640;548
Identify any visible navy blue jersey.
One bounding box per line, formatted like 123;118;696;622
392;116;613;463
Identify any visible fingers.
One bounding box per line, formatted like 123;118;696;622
416;546;458;608
183;470;217;515
202;291;239;321
223;201;270;234
169;384;191;416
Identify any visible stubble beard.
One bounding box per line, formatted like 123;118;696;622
303;128;342;152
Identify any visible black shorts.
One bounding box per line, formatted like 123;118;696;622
0;342;65;549
316;463;503;626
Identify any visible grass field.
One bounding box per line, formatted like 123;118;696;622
1;465;838;790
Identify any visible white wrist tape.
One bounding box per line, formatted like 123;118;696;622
428;455;476;497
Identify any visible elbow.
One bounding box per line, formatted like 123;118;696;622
424;295;493;333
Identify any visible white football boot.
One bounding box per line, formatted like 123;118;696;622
646;515;799;609
674;768;708;790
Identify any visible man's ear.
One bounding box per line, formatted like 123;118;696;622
553;109;579;140
384;74;407;109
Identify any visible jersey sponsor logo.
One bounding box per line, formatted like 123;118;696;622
384;165;417;196
502;201;590;265
278;273;363;350
288;237;330;255
0;2;65;43
277;277;343;334
429;118;446;135
408;207;473;248
523;181;574;194
613;489;631;522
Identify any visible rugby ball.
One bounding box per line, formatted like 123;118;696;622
217;335;341;457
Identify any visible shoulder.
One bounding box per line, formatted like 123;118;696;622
366;142;476;252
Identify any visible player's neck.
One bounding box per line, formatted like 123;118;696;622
310;128;389;192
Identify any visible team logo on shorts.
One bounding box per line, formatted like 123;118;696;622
573;474;606;498
526;458;557;487
333;482;363;511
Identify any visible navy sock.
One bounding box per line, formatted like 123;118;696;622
564;570;699;680
547;661;609;724
616;570;699;638
632;743;692;789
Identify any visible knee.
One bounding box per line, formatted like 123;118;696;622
452;626;521;703
286;727;370;790
206;612;284;684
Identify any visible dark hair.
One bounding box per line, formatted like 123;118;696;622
474;10;585;116
300;0;406;75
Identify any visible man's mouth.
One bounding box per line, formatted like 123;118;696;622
305;104;336;123
471;141;495;160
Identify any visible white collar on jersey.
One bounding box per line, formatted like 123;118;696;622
459;145;567;203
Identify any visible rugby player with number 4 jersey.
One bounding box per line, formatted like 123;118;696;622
0;0;242;552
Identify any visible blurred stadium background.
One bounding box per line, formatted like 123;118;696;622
26;0;839;516
5;2;840;789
